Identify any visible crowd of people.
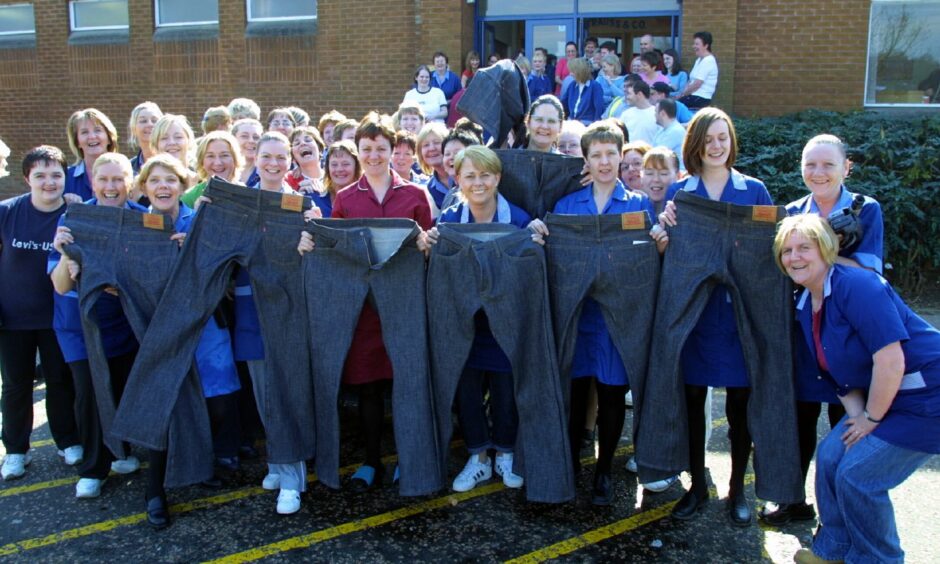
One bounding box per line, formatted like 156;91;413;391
0;32;938;564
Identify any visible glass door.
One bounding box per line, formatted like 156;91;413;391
526;19;574;61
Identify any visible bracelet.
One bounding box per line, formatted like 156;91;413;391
864;410;883;423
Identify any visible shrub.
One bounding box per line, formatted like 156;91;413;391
734;110;940;294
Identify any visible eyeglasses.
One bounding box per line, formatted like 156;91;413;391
270;119;293;127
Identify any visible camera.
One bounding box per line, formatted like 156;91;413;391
828;194;865;251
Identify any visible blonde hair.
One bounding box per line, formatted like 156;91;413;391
454;145;502;178
150;114;195;166
201;105;232;136
127;101;163;152
66;109;119;163
91;152;133;193
415;122;449;174
643;146;679;171
194;130;244;182
773;214;839;274
601;54;622;75
392;101;426;130
569;57;592;84
802;133;848;161
136;153;191;196
227;98;261;121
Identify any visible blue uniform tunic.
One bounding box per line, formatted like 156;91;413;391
310;190;333;219
64;162;93;202
426;172;453;212
48;198;144;363
796;265;940;453
787;186;885;403
553;181;655;385
232;267;264;362
665;170;773;388
436;195;531;372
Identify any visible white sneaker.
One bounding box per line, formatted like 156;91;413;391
110;456;140;474
1;453;31;480
58;445;84;466
276;489;301;514
624;390;633;407
642;475;679;493
262;473;281;491
452;455;492;492
625;455;638;473
75;477;105;498
494;453;523;489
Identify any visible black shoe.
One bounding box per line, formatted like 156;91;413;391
146;495;170;529
759;501;816;526
591;471;613;506
238;445;260;460
671;489;709;520
727;492;752;527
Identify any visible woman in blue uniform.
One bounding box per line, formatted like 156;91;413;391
64;108;121;202
530;121;666;505
760;134;885;525
659;108;773;525
774;215;939;564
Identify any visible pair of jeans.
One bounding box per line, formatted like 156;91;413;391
111;178;316;469
63;204;213;487
0;329;77;453
303;218;440;496
813;419;932;563
428;223;572;503
636;190;802;502
493;150;585;219
456;59;529;148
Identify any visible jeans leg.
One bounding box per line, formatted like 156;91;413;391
0;330;37;453
70;360;112;480
685;384;708;496
455;367;491;454
726;387;752;496
488;371;518;453
37;329;78;450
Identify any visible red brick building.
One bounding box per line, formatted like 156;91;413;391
1;0;938;196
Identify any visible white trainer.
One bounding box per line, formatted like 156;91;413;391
1;453;31;481
76;477;105;498
452;455;492;492
58;445;84;466
110;456;140;474
625;455;638;473
262;473;281;490
624;390;634;407
642;475;679;493
494;453;523;489
276;489;301;514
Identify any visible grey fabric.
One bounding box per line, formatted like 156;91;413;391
428;223;574;503
303;218;442;496
494;150;585;219
634;190;803;503
111;178;316;468
456;59;530;148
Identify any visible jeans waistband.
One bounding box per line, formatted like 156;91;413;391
65;203;175;235
674;190;784;228
436;223;534;251
545;212;651;240
203;177;311;216
306;218;421;240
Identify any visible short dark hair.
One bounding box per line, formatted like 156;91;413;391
629;80;650;99
624;73;643;88
599;41;616;52
394;130;417;152
651;81;673;95
355;111;396;147
585;37;599;47
22;145;67;178
657;98;677;119
534;47;548;58
580;120;625;156
433;51;449;63
694;31;713;51
640;51;661;68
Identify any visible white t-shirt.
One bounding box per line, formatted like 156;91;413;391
403;87;447;122
689;54;718;99
620;106;658;144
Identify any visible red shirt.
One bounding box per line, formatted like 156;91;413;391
331;171;432;384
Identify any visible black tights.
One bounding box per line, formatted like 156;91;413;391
685;385;751;497
569;378;627;475
796;400;845;484
146;449;167;500
356;380;389;469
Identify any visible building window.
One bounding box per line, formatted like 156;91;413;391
246;0;316;22
866;0;940;106
70;0;129;32
155;0;218;27
0;3;35;36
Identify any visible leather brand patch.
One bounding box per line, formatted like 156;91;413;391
281;193;304;212
142;213;164;230
621;212;646;230
751;206;778;223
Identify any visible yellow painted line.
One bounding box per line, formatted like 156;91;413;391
506;473;757;564
0;464;150;499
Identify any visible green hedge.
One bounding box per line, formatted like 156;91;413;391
733;110;940;293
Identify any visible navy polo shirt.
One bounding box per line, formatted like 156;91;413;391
65;162;93;202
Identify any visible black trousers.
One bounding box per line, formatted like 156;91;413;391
0;329;78;453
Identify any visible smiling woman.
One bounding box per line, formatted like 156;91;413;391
149;114;197;188
64;108;120;202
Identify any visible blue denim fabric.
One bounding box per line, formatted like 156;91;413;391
303;218;441;496
428;223;573;503
62;204;214;487
493;150;585;219
813;419;932;563
456;59;530;148
111;178;315;467
635;191;803;503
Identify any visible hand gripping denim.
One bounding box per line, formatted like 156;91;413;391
428;223;574;503
635;190;803;503
303;218;441;495
543;213;659;417
111;178;316;466
63;204;213;487
493;150;586;219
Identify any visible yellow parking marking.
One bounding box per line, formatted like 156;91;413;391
0;464;150;498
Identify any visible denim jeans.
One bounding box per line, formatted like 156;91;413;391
814;419;932;563
455;59;529;147
64;204;213;487
635;190;803;503
303;218;441;496
428;223;573;502
455;368;517;454
111;178;316;469
246;360;307;492
493;150;585;219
